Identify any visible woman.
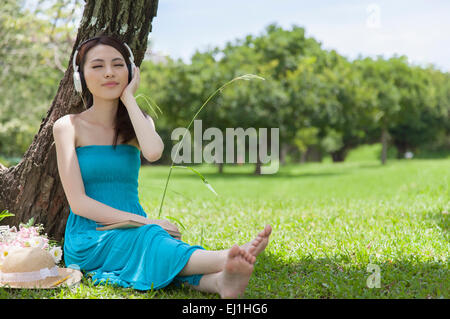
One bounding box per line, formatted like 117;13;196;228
53;35;272;298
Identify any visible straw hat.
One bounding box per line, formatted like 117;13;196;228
0;247;82;289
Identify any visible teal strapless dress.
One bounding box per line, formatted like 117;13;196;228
63;144;204;291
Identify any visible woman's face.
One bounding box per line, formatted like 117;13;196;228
83;44;129;100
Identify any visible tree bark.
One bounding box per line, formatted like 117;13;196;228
0;0;159;241
380;123;390;165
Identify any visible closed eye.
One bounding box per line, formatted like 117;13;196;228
92;64;124;69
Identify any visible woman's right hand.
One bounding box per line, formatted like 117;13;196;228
147;219;181;238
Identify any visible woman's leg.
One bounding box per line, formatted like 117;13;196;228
177;225;272;298
178;249;229;276
185;245;255;298
178;224;272;276
187;272;221;294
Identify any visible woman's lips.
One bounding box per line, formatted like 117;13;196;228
102;82;119;87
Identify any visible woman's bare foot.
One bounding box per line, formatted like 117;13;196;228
241;224;272;258
218;244;255;298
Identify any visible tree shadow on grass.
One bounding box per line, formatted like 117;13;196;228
356;163;385;170
2;250;446;299
166;170;347;180
0;274;206;299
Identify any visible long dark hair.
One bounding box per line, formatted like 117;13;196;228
74;34;146;150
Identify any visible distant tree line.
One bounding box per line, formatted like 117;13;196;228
1;1;449;173
140;23;449;169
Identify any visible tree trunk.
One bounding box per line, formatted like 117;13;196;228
279;143;288;165
305;145;323;163
217;162;224;174
380;123;390;165
0;0;159;241
330;148;348;162
254;130;273;175
300;151;307;163
394;141;408;159
254;157;262;175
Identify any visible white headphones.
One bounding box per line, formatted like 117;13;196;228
72;37;135;93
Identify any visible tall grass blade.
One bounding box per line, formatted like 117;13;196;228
158;74;265;217
173;165;219;196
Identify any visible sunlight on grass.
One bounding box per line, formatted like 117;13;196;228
2;158;448;298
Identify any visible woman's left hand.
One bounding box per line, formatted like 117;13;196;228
120;65;140;104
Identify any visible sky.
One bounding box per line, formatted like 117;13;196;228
148;0;450;72
23;0;450;72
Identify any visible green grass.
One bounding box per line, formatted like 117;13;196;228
1;155;449;299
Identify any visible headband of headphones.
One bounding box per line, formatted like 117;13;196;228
72;37;135;93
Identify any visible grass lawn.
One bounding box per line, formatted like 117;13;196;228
1;150;449;299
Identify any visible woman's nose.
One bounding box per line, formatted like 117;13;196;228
104;66;114;77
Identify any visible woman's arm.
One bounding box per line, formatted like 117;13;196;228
76;196;180;235
53;115;177;232
120;66;164;162
75;194;150;225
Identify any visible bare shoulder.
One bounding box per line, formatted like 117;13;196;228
53;114;77;129
54;113;87;148
53;114;76;136
53;114;82;151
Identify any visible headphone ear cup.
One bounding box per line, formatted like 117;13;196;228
73;71;82;93
127;64;132;83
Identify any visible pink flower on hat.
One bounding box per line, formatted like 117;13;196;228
0;223;62;269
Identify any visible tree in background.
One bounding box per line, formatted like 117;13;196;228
3;4;449;179
137;22;450;168
0;0;80;159
0;0;159;241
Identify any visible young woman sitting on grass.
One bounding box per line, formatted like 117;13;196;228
53;34;272;298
